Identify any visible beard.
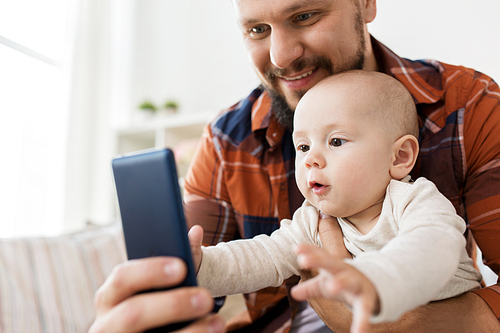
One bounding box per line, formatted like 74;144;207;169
266;56;335;131
264;10;367;131
267;88;295;131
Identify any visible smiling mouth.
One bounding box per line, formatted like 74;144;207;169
282;70;314;81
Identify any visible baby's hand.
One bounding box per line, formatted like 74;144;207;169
188;225;203;273
291;244;379;333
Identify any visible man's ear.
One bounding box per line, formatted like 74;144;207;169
389;135;419;180
361;0;377;24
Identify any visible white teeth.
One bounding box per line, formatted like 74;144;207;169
284;70;313;81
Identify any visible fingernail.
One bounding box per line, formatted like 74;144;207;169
164;259;182;277
191;292;209;311
209;316;225;333
297;254;306;267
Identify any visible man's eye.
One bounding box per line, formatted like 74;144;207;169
295;12;315;22
330;138;346;147
248;25;270;37
299;145;310;152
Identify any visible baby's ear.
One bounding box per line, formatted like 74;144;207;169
389;135;419;180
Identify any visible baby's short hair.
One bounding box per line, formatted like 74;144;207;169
375;74;419;139
319;70;419;140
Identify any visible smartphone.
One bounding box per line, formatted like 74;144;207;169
112;148;197;332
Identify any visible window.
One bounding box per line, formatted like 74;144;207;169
0;0;70;237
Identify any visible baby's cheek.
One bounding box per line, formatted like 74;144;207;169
295;163;306;184
296;181;309;200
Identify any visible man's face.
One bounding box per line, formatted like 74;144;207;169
233;0;372;128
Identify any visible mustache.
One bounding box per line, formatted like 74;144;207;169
264;56;333;82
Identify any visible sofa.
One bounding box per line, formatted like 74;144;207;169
0;223;127;332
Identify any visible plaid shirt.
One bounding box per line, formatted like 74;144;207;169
184;36;500;330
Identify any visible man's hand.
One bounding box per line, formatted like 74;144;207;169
317;213;351;259
292;245;379;333
89;257;225;333
189;225;204;273
308;289;500;333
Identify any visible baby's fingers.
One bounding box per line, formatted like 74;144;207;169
295;244;345;272
333;270;378;333
292;269;343;301
291;276;324;301
350;296;374;333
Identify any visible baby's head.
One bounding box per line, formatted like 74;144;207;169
293;70;419;225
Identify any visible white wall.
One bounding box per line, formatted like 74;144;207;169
128;0;259;121
369;0;500;82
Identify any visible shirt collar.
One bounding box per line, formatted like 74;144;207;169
371;35;445;105
251;88;287;148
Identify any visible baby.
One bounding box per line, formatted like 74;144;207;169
190;71;482;333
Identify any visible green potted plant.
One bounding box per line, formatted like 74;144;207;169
163;99;179;114
138;100;158;115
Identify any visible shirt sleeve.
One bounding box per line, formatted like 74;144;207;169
197;201;320;297
348;179;471;323
462;73;500;319
183;124;239;245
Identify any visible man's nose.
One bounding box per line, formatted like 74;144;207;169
269;28;304;69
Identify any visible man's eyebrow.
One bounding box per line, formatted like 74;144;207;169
283;0;328;15
238;0;328;26
239;17;259;26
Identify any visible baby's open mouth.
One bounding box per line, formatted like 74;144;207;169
309;181;324;189
309;181;327;195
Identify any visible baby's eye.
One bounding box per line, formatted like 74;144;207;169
330;138;346;147
298;144;310;152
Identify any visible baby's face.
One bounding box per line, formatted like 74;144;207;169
293;84;394;224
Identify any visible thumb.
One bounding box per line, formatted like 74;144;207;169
318;214;350;258
188;225;204;273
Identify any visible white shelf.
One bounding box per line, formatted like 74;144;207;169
114;111;216;161
115;111;216;135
